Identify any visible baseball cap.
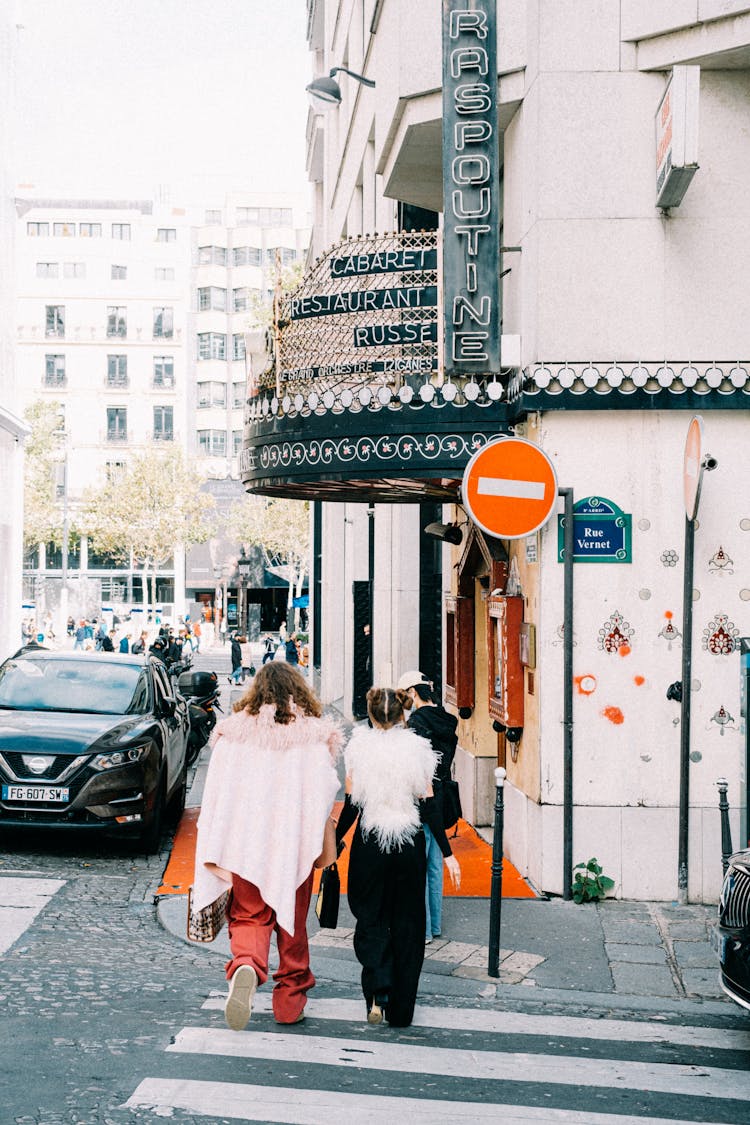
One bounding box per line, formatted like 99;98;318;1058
396;669;431;691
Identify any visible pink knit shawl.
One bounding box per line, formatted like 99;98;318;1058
193;705;341;934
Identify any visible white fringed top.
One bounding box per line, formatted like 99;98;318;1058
344;725;437;852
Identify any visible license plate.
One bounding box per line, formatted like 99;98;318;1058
2;784;70;803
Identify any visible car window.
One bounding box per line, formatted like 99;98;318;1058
0;657;148;715
151;664;174;704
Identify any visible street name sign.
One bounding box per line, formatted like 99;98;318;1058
462;437;558;540
557;496;632;563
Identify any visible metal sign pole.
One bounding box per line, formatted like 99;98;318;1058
560;487;575;899
488;766;506;977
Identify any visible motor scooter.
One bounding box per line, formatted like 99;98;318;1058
177;669;222;766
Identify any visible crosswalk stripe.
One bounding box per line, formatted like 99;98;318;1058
125;1076;730;1125
202;993;750;1052
168;1026;750;1101
0;876;66;955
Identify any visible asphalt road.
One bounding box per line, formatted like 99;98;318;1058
1;818;749;1125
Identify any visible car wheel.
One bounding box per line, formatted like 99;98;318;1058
140;774;166;854
168;761;188;825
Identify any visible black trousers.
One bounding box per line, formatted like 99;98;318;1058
347;825;427;1027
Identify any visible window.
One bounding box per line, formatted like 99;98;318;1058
44;354;66;387
53;222;75;237
36;262;58;278
236;207;259;225
155;267;174;280
111;264;127;280
282;247;297;265
444;595;475;711
197;332;226;361
232;429;242;456
63;262;86;279
105;461;126;482
107;306;127;337
45;305;65;337
153;306;174;338
106;355;128;387
153;356;174;388
197;381;226;408
157;228;176;242
232;334;246;362
205;209;222;225
232;380;246;408
27;222;49;237
112;223;131;240
197;286;227;311
153;405;174;441
106;406;127;442
232;246;263;267
232;288;249;312
80;223;102;238
197;245;227;266
197;429;227;456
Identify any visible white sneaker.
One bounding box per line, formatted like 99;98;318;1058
225;965;258;1031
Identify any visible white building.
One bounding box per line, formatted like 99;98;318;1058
184;193;310;629
241;1;750;902
15;196;191;627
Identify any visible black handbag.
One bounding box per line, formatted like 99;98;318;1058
315;861;341;929
442;778;463;834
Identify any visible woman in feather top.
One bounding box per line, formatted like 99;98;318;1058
335;686;460;1027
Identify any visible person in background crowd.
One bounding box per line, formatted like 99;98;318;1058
285;634;299;666
119;633;131;654
66;616;75;637
229;633;243;684
397;670;459;945
219;615;228;645
131;630;148;655
95;619;108;651
193;619;202;652
101;629;115;653
149;635;169;665
334;686;460;1028
262;634;275;665
73;620;86;651
239;635;254;682
21;619;33;645
193;662;341;1030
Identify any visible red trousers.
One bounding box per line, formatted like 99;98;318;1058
225;871;315;1024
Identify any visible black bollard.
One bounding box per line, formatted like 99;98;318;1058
717;778;733;876
488;766;506;978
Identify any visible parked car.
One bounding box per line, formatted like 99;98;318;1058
0;651;190;852
715;848;750;1011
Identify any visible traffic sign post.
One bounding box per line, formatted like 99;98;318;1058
461;437;558;540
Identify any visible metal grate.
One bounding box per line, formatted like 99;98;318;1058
720;865;750;929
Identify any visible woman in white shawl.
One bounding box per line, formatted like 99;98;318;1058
335;687;460;1028
193;662;341;1030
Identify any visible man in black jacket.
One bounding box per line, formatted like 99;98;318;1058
397;670;459;944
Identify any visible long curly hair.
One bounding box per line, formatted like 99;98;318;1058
235;661;322;724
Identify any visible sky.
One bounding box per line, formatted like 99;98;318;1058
13;0;311;205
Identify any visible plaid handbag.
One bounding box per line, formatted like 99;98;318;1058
186;886;232;943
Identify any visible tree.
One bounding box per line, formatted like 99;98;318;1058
23;399;66;550
228;496;309;629
80;446;216;615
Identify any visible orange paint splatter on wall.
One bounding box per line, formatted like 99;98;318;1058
634;675;645;686
618;644;631;657
574;674;597;695
603;706;625;724
664;611;673;619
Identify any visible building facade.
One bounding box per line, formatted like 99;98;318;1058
241;0;750;902
15;196;191;627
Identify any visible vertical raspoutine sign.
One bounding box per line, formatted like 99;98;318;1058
442;0;502;379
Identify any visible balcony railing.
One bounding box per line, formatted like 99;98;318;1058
43;376;67;388
106;429;128;443
105;376;130;389
152;430;174;442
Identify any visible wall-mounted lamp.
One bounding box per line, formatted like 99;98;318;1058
306;67;375;110
424;521;463;545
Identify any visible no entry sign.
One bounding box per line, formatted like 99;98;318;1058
462;437;558;539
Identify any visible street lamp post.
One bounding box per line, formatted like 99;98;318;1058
237;548;251;636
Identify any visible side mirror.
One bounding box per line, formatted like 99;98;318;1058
161;697;176;718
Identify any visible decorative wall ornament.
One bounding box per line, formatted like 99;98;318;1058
709;706;738;736
660;549;679;567
708;546;734;575
658;614;682;650
597;611;634;653
701;613;740;655
551;623;577;647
